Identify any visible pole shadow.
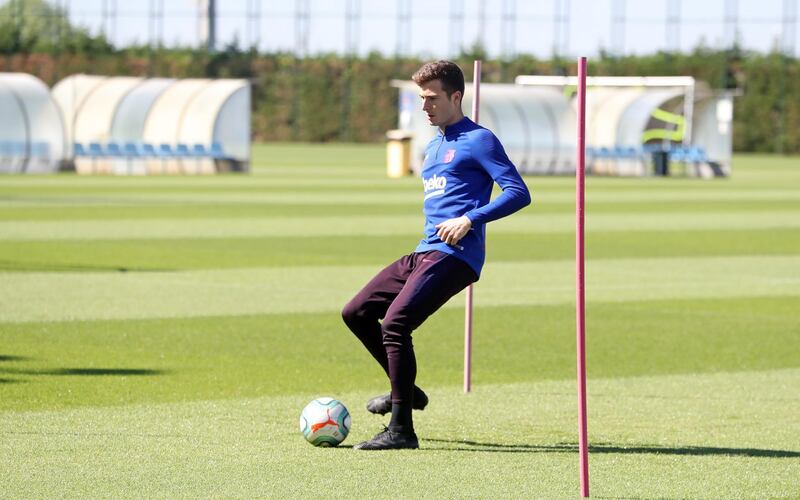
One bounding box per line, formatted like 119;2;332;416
423;438;800;458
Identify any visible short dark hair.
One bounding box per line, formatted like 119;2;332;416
411;60;465;99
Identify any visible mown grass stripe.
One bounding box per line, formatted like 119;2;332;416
2;188;799;205
0;146;798;498
1;296;797;411
2;211;799;241
1;198;799;221
0;255;797;323
0;370;797;497
1;228;798;272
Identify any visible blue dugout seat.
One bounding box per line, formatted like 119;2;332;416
70;141;229;162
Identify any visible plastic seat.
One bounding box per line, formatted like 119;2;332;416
642;143;663;154
123;143;140;157
210;142;226;159
158;144;174;157
192;144;209;157
105;142;123;157
88;143;104;157
175;144;191;157
156;144;175;174
670;147;687;163
623;146;638;159
140;143;157;157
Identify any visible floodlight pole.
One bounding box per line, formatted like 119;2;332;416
576;56;590;498
464;59;481;394
207;0;216;53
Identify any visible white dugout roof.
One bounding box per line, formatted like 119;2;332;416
0;73;66;174
111;78;176;143
52;74;251;166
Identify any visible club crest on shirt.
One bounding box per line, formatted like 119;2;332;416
443;149;456;163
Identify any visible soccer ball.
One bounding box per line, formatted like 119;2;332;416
299;397;351;447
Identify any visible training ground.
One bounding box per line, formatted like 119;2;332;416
0;144;798;498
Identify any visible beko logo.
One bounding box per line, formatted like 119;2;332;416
422;174;447;200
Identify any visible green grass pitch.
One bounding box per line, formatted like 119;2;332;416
0;144;798;497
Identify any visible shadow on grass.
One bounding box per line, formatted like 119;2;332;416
0;356;166;379
423;438;800;458
40;368;166;376
0;355;31;362
0;261;175;273
0;367;166;377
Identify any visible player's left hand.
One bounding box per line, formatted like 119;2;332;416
435;215;472;246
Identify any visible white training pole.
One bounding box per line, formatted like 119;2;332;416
464;59;481;394
575;56;590;499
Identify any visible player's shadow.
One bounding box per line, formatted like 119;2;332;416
423;438;800;458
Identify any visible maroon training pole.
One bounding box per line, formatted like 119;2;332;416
576;56;590;498
464;59;481;394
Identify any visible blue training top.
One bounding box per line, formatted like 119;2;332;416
414;116;531;278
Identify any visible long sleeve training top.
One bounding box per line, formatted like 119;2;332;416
414;116;531;277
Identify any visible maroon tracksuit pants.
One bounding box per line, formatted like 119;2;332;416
341;250;477;408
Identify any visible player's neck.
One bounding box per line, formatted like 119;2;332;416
438;111;465;134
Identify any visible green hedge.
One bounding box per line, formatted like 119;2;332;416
1;43;798;152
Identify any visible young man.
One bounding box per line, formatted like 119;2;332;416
342;60;531;450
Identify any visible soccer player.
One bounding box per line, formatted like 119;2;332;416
342;60;531;450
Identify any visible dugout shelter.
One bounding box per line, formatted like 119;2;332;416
0;73;66;174
52;75;251;175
